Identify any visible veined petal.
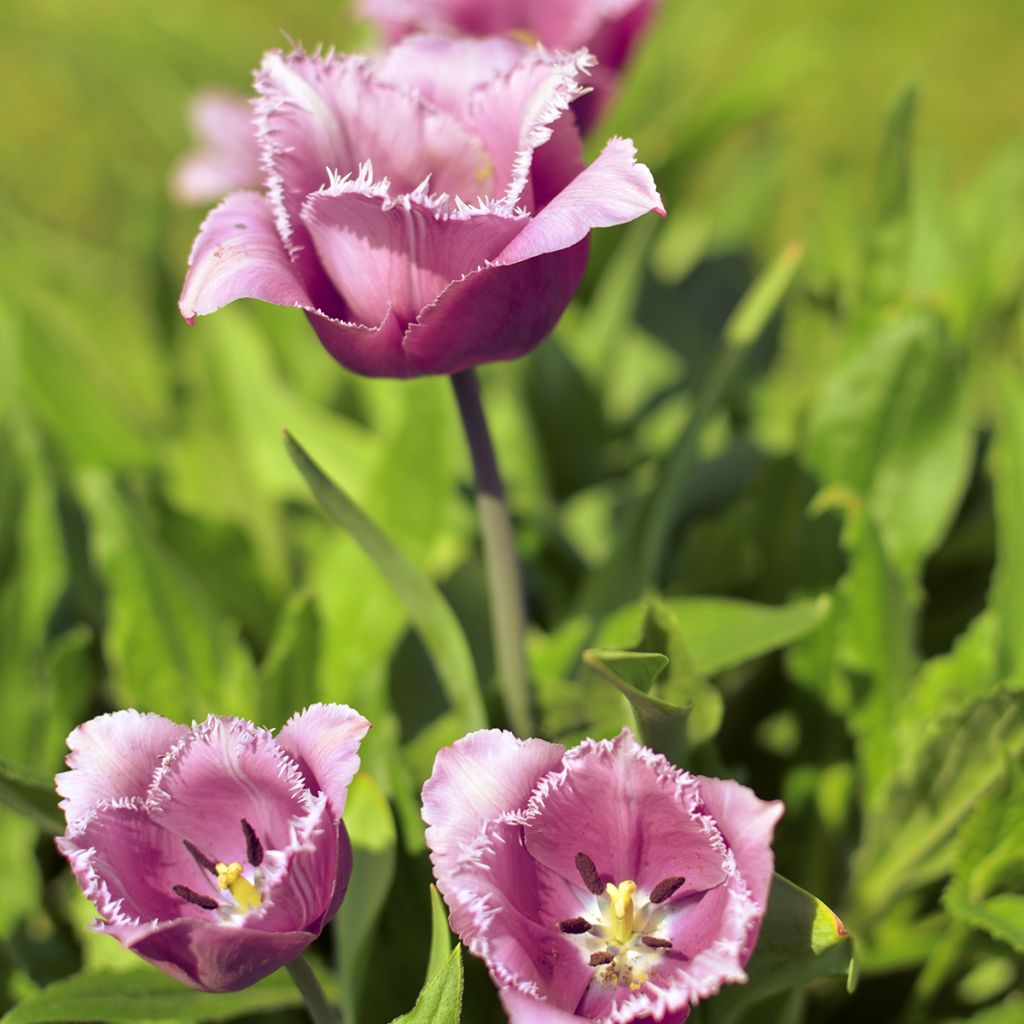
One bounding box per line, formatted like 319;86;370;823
170;91;262;205
146;716;310;864
501;989;588;1024
497;136;664;265
57;711;188;825
422;729;565;874
302;178;527;329
401;238;588;375
696;777;783;956
276;703;370;821
178;191;314;321
127;917;314;992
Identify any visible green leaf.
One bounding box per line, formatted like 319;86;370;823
0;756;62;835
707;875;854;1022
663;595;831;676
389;945;463;1024
944;885;1024;955
0;966;305;1023
723;240;807;351
582;648;687;760
425;885;453;986
285;432;486;731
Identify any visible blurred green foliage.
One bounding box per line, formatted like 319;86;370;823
2;0;1024;1022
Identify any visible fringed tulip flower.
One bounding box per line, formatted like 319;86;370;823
171;91;263;205
56;705;369;992
178;36;664;378
423;729;783;1023
360;0;661;130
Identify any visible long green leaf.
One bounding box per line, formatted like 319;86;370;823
285;432;485;730
0;756;62;834
425;885;453;986
0;966;305;1023
389;945;463;1024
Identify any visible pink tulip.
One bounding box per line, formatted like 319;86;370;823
178;36;663;378
360;0;660;130
170;91;263;205
56;705;369;992
422;729;783;1023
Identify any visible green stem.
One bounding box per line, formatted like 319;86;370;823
286;956;337;1024
451;369;533;736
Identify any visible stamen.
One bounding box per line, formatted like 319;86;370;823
173;884;219;910
641;936;673;949
216;861;262;912
241;818;264;867
183;839;217;875
575;852;604;895
649;876;686;904
589;951;615;967
558;917;593;934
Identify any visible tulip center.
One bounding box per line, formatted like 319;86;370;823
173;819;266;921
558;854;688;992
216;861;262;912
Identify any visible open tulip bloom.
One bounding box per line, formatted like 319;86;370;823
361;0;661;130
178;35;664;378
56;704;369;992
423;729;783;1023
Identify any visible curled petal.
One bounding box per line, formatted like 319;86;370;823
276;703;371;821
57;711;187;825
497;136;664;265
422;729;565;873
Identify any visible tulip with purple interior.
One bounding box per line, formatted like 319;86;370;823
422;728;783;1023
360;0;661;131
56;704;369;1002
170;90;263;205
178;35;663;378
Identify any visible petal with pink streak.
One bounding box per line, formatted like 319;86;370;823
256;49;495;242
56;711;188;825
696;776;783;955
522;731;728;898
497;136;664;265
276;703;370;821
146;717;309;864
440;817;592;1011
401;238;588;375
422;729;565;872
302;184;526;328
251;790;339;935
178;191;314;321
501;988;587;1023
171;91;262;205
128;917;314;992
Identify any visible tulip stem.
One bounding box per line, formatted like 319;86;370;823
286;955;337;1024
451;369;533;736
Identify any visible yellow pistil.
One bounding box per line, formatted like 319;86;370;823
605;880;638;945
215;861;261;912
507;28;539;45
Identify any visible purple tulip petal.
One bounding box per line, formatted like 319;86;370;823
302;173;527;329
501;989;589;1024
497;136;664;265
171;91;262;205
57;711;188;825
422;729;565;872
276;703;371;821
402;238;589;375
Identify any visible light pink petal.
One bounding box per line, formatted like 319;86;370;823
256;48;495;246
522;731;728;897
178;191;315;321
275;703;370;821
171;91;262;205
146;716;310;863
501;989;587;1023
251;790;340;935
422;729;565;873
302;180;526;329
127;917;314;992
401;238;588;375
439;817;592;1010
497;136;664;265
57;711;188;825
696;776;783;956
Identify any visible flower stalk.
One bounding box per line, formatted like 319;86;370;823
451;369;533;736
286;956;338;1024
